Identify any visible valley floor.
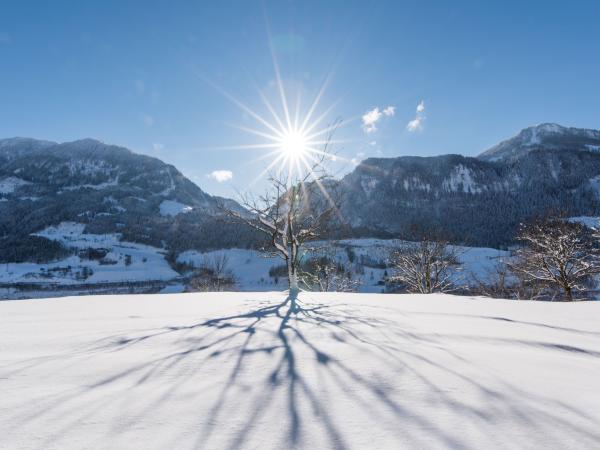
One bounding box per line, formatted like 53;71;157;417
1;292;600;449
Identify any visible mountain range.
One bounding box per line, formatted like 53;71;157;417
1;122;600;268
0;138;254;264
337;123;600;247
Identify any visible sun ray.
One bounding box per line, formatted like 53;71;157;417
197;74;285;139
265;13;293;131
248;152;287;188
201;143;282;152
257;88;288;134
299;71;334;134
303;116;357;142
227;124;283;143
301;97;342;136
298;156;346;223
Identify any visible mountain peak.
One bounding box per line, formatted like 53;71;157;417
478;123;600;162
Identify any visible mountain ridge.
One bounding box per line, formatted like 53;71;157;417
2;122;600;263
334;123;600;246
0;138;255;264
478;123;600;162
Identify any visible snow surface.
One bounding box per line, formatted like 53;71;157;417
0;176;30;194
568;216;600;229
60;178;120;192
177;240;507;293
442;165;482;193
159;199;193;216
0;222;178;285
0;292;599;449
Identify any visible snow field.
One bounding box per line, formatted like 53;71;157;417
1;292;599;449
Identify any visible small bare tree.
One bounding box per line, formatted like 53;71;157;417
300;250;361;293
470;259;545;300
509;217;600;301
187;253;234;292
224;129;341;298
388;238;461;294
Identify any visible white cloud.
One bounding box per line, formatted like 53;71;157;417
383;106;395;116
152;143;164;152
361;105;396;133
208;170;233;182
362;107;382;133
406;117;424;132
350;152;366;166
407;101;426;132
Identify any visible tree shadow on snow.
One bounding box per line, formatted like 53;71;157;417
3;292;600;449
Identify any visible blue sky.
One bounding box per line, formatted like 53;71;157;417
1;0;599;197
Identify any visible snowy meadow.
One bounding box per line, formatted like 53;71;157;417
1;292;599;449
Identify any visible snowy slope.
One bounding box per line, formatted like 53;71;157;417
178;239;507;293
0;222;178;285
0;176;30;194
159;199;193;216
0;292;599;450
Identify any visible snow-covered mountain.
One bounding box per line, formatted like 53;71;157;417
0;138;253;267
3;125;600;293
478;123;600;162
335;124;600;247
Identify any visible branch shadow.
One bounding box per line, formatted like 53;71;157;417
3;293;600;449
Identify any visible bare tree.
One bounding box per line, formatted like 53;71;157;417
388;238;461;294
470;259;545;300
300;248;361;292
187;253;234;292
223;128;341;298
509;217;600;301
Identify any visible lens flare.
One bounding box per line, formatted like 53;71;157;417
278;130;308;161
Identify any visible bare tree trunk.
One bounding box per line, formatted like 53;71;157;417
563;284;573;302
288;270;299;297
287;240;300;298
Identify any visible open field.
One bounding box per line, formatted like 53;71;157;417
1;292;600;449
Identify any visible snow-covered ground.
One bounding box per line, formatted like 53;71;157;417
178;239;507;293
0;176;30;194
569;215;600;229
0;222;178;286
1;292;599;449
159;199;193;216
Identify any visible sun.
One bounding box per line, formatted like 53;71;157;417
278;130;309;160
209;60;352;181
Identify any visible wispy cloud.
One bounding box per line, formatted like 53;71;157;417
407;101;426;132
208;170;233;182
351;152;366;166
152;143;164;152
362;105;395;133
383;106;395;116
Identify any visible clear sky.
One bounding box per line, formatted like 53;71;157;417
1;1;599;197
